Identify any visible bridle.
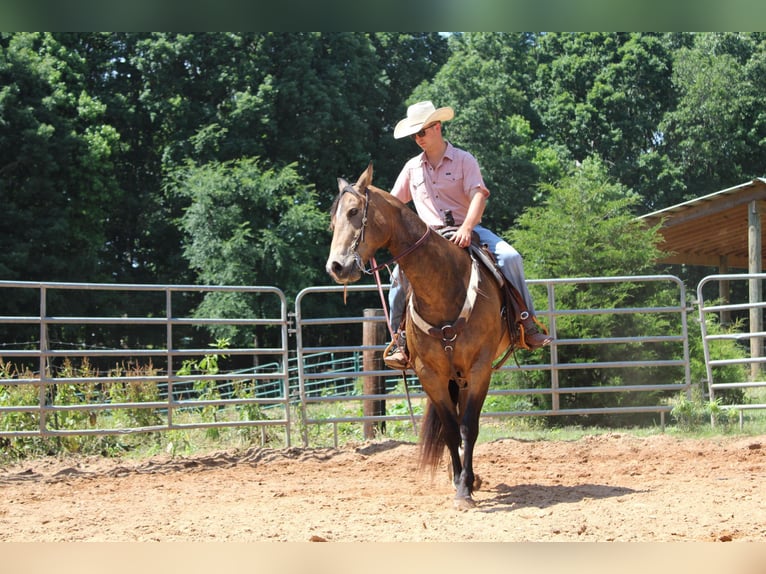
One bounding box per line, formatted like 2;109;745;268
340;183;431;275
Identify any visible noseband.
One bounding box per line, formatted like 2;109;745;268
341;183;431;275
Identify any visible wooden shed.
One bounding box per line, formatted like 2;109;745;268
639;178;766;272
640;178;766;373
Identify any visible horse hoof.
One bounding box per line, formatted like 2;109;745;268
453;496;476;511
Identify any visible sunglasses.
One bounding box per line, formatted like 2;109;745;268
410;122;438;140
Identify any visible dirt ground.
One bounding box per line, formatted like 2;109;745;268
1;433;765;543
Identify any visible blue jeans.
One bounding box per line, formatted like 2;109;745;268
388;224;537;332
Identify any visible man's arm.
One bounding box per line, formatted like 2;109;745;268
451;187;486;248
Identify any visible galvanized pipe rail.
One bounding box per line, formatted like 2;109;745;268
0;281;291;444
1;275;692;447
294;275;692;446
698;273;766;427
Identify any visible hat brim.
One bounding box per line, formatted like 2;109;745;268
393;107;454;139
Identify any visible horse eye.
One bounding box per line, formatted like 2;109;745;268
348;208;359;218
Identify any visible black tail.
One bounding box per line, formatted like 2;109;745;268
418;400;445;475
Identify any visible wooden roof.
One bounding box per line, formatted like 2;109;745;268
639;178;766;269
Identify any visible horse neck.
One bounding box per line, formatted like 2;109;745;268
383;196;472;316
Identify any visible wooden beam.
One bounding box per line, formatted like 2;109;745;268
655;253;750;268
748;200;762;379
719;255;730;325
643;184;766;229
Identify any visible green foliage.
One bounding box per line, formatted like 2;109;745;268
669;386;738;432
0;345;287;462
5;31;766;419
506;158;685;424
4;31;766;299
532;33;681;209
0;32;120;283
167;158;327;344
177;338;229;433
510;156;664;279
686;312;749;407
0;360;40;445
0;357;160;460
659;33;766;198
105;361;163;430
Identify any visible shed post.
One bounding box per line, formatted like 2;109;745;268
718;255;731;326
748;200;763;379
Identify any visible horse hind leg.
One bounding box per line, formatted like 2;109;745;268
452;388;487;510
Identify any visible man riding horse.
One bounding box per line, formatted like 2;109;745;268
385;101;551;369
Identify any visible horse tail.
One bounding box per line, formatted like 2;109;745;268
418;400;445;475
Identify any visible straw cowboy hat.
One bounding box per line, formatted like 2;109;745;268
393;101;454;139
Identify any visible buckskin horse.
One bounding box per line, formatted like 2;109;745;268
325;163;518;509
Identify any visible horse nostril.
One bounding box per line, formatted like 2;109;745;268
330;261;343;274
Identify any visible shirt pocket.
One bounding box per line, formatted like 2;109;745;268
444;165;465;189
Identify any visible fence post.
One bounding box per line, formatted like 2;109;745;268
362;308;387;438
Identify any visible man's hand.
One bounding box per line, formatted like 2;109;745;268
451;225;472;248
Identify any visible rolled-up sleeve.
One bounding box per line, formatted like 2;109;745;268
461;154;490;199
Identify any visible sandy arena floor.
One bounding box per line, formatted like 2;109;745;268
1;433;765;542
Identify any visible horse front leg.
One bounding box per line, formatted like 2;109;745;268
453;377;490;510
436;402;464;492
453;401;481;509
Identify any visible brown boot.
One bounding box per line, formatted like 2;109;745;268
519;311;552;350
383;332;410;370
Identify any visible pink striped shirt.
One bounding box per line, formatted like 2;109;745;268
390;142;490;227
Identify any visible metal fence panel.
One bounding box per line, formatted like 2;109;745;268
0;281;291;444
698;273;766;421
1;275;693;447
295;275;692;446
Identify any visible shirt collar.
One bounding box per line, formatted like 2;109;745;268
418;141;455;169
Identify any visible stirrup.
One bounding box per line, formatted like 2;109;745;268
383;339;410;370
518;315;552;350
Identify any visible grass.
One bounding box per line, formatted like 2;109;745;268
3;370;766;466
3;411;765;467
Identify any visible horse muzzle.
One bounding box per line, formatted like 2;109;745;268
325;253;362;284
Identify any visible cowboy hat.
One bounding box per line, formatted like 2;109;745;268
393;100;454;139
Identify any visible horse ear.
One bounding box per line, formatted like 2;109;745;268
337;177;349;194
357;162;373;190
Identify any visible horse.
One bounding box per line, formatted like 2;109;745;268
325;163;514;509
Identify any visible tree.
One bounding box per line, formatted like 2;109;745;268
0;33;120;283
507;158;678;424
659;33;766;200
167;158;327;345
532;32;683;212
511;157;665;281
404;33;565;232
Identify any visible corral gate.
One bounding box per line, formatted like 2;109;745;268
0;282;292;443
698;272;766;427
0;275;691;447
295;275;691;445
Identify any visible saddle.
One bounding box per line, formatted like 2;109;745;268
431;226;526;366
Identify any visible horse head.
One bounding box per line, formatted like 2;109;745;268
326;163;389;284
